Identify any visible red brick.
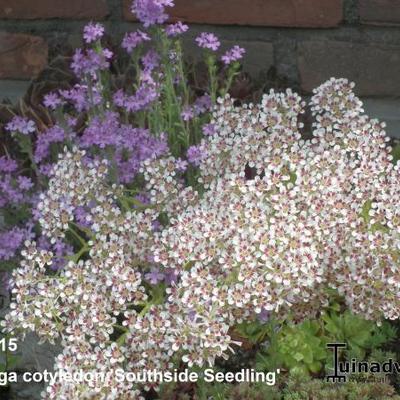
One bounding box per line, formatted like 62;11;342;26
123;0;343;27
0;0;108;19
0;33;48;79
298;41;400;96
360;0;400;26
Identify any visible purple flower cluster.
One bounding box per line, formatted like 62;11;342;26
43;93;63;110
145;267;164;284
80;112;120;149
114;83;159;113
71;48;113;78
181;95;211;121
194;94;212;114
141;49;160;72
165;22;188;37
0;226;33;261
221;45;246;65
202;123;217;136
0;157;33;208
181;107;194;121
59;84;102;112
195;32;221;51
187;144;207;166
0;156;17;173
122;30;150;54
6;116;36;135
0;0;247;290
145;266;178;285
80;111;168;183
131;0;174;27
34;125;67;163
83;23;105;44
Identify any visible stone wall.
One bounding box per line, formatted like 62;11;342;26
0;0;399;136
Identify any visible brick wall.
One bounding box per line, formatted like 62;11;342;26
0;0;399;136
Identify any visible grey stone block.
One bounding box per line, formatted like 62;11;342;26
0;80;30;104
362;98;400;138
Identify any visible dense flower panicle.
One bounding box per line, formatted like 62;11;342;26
0;5;259;397
150;79;399;325
195;32;221;51
5;78;400;399
36;149;109;241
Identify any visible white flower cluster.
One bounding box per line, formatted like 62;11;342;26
140;156;198;215
36;149;109;241
153;77;400;325
3;79;400;399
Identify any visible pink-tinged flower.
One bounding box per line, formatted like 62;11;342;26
221;45;245;65
43;92;63;110
83;22;105;44
131;0;174;27
195;32;220;51
122;30;150;53
5;116;36;135
165;22;188;37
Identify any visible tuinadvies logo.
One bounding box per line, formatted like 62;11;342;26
326;343;400;383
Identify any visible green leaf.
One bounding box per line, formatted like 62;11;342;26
293;353;304;362
391;143;400;163
360;199;372;223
